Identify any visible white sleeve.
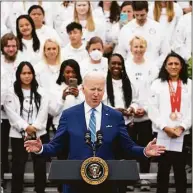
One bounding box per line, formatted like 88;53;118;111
179;80;192;130
155;34;171;69
171;15;191;61
116;26;128;59
58;21;70;47
4;93;29;132
48;89;64;116
148;81;168;130
32;94;49;131
129;85;139;112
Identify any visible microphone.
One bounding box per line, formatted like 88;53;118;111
85;130;91;145
96;130;103;146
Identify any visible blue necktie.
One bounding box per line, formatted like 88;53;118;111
89;108;96;143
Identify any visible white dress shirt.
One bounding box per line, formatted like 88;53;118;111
84;102;102;132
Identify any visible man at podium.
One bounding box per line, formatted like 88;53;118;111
24;71;165;193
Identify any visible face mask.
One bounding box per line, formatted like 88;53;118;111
89;50;103;61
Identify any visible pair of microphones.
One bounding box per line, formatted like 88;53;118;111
85;130;103;147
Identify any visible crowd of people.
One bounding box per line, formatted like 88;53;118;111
1;1;192;193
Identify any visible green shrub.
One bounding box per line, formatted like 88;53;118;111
187;57;192;79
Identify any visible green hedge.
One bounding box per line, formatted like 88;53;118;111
187;57;192;79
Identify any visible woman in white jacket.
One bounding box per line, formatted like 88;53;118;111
48;59;84;193
58;1;105;47
148;52;191;193
4;61;48;193
16;15;43;67
49;59;84;129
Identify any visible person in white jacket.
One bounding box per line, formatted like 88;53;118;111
0;33;24;188
148;52;191;193
28;5;62;46
4;61;49;193
61;22;89;64
148;1;183;44
95;1;120;57
35;38;62;142
79;36;108;78
125;36;159;191
117;1;171;69
35;38;62;90
16;15;43;67
58;1;105;47
171;11;192;62
104;53;138;127
48;59;84;193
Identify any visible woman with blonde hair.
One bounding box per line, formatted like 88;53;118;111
35;38;61;90
58;1;105;46
35;38;62;142
125;35;159;191
148;1;183;44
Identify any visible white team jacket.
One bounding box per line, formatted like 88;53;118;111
4;87;49;138
148;78;191;134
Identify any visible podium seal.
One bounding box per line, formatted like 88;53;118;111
80;157;109;185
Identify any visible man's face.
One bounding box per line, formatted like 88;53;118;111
134;9;147;26
3;39;18;61
165;56;182;78
82;77;105;108
68;29;82;45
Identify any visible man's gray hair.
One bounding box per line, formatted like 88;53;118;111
82;71;106;85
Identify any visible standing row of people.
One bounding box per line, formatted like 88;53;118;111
1;1;192;193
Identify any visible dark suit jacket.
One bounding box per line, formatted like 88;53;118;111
42;102;145;193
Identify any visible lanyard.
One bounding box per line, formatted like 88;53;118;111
168;80;181;113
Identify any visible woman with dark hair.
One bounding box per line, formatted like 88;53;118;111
104;53;138;128
49;59;83;129
49;59;83;193
4;61;48;193
95;1;120;56
16;14;42;66
28;5;61;46
120;1;134;26
148;52;191;193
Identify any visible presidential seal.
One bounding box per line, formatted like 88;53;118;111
80;157;109;185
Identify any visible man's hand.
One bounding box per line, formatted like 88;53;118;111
24;138;42;153
145;138;166;157
26;125;36;135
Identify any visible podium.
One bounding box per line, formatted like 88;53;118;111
48;159;139;192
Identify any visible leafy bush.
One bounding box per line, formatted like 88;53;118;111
187;57;192;79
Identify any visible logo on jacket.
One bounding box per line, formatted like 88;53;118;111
81;157;108;185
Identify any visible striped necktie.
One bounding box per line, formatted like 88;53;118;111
89;108;96;143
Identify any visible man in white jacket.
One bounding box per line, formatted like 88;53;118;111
1;33;22;189
117;1;171;69
61;22;89;64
